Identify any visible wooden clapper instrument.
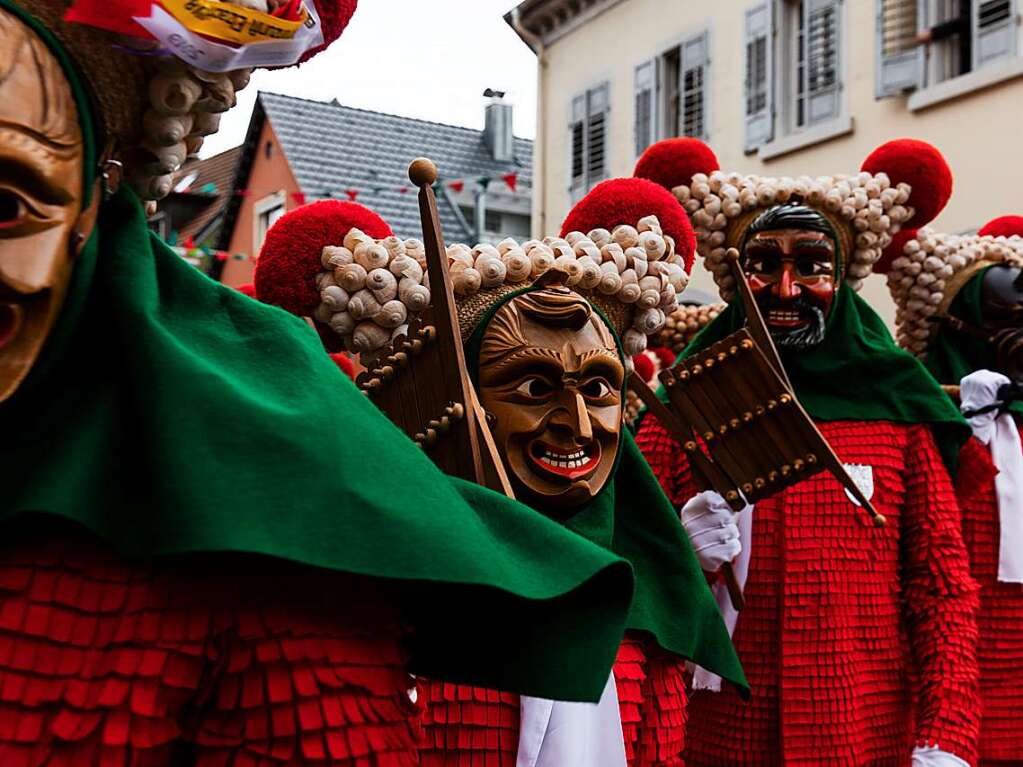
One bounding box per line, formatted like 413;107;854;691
630;248;885;610
355;158;514;497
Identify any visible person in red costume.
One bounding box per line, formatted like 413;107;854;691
251;185;747;767
887;217;1023;766
634;137;980;767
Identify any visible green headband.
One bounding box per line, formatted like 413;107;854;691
1;0;99;207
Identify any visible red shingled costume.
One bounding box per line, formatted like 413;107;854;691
634;138;980;766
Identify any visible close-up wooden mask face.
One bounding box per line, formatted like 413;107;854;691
0;9;85;402
477;288;625;513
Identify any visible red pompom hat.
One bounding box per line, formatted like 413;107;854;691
861;139;953;230
979;215;1023;238
561;177;697;273
634;137;720;196
255;200;392;319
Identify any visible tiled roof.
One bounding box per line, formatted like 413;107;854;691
171;146;243;242
259;91;532;241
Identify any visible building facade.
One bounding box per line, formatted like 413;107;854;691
508;0;1023;324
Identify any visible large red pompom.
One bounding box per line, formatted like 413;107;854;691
874;228;917;275
561;178;697;272
632;353;655;384
651;346;676;371
861;139;952;229
255;200;392;318
330;352;356;379
295;0;359;63
978;215;1023;238
634;138;719;193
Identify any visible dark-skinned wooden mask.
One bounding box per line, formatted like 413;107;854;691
0;8;88;403
477;287;625;513
975;265;1023;381
741;202;839;350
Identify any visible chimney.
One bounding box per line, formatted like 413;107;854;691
483;89;514;163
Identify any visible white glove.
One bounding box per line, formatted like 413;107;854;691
680;490;741;572
911;746;971;767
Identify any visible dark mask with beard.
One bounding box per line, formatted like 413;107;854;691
740;203;838;350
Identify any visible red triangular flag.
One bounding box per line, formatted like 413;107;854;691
345;189;359;202
398;187;410;195
502;173;518;193
292;191;307;206
448;181;464;194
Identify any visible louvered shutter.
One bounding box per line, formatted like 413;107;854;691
586;83;610;188
570;93;586;201
681;32;710;139
803;0;842;124
634;61;656;156
744;3;773;150
974;0;1017;68
876;0;924;97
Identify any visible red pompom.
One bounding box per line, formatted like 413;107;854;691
874;228;917;275
330;352;356;379
632;352;655;384
978;215;1023;238
634;138;720;193
861;139;952;229
235;282;257;298
295;0;359;63
651;346;676;371
255;200;392;318
561;178;697;272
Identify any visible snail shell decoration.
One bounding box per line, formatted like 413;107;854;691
888;230;1023;356
657;302;727;356
312;216;689;361
675;170;914;298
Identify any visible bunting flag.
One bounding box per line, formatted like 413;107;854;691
226;171;523;203
292;192;307;206
502;172;518;193
448;181;465;194
345;189;359;202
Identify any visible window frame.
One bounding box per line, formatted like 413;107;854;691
254;191;286;253
568;81;611;203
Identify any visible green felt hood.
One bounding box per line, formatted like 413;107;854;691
465;287;748;692
0;0;639;703
677;283;970;471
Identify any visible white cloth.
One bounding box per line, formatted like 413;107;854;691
961;370;1023;583
690;497;753;692
681;490;742;572
516;672;627;767
911;745;971;767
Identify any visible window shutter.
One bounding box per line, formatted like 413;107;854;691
681;32;710;139
570;93;586;200
586;83;610;188
974;0;1017;68
875;0;924;97
803;0;842;125
634;61;656;156
744;2;774;151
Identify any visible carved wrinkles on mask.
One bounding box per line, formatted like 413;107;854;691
0;9;85;402
477;288;625;514
742;229;837;350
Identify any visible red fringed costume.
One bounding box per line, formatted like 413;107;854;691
0;521;420;767
418;635;688;767
956;435;1023;766
637;419;981;766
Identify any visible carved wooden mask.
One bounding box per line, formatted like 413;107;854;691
0;9;86;402
477;287;625;513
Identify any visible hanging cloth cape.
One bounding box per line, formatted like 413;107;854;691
926;266;1023;419
0;0;638;703
464;287;748;691
668;283;970;472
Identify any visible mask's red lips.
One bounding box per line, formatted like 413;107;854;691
528;440;602;481
0;303;23;350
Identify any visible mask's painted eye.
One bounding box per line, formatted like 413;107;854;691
580;378;612;399
516;377;555;398
0;191;24;226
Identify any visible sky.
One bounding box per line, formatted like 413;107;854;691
202;0;539;157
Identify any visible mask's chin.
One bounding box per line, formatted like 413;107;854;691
0;291;57;403
506;432;615;515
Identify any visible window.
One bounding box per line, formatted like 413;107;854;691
634;31;710;156
876;0;1019;97
254;192;285;252
570;83;610;201
744;0;843;151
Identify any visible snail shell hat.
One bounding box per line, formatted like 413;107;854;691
888;216;1023;357
254;177;696;360
11;0;356;201
633;137;953;300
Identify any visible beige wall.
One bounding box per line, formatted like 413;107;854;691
532;0;1023;325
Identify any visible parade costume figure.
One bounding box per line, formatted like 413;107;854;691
634;138;980;767
0;2;642;765
888;219;1023;766
254;180;746;767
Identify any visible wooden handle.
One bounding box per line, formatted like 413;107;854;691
721;562;745;612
